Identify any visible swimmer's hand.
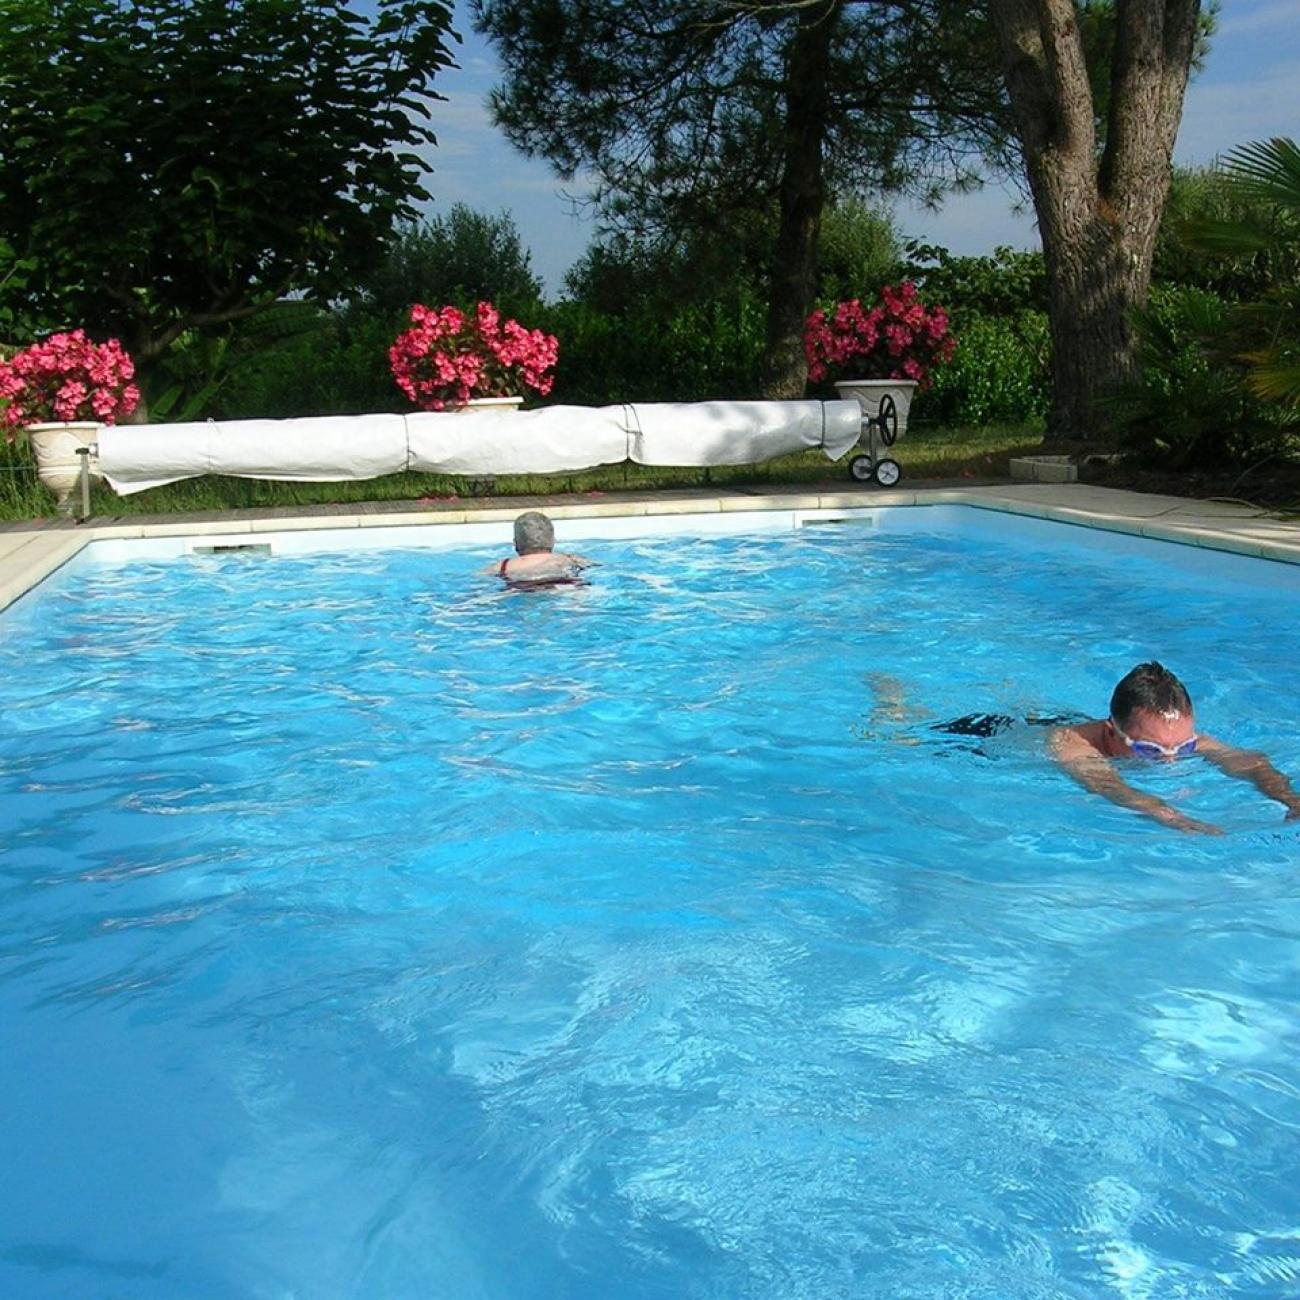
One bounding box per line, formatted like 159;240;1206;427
1154;806;1224;836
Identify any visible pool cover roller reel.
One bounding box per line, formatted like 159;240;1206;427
62;400;867;500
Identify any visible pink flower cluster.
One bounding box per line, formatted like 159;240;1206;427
804;283;955;390
389;301;559;411
0;330;140;436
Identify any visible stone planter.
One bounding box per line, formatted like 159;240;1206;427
26;421;103;512
834;379;919;439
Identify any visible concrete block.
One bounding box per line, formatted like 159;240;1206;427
1009;455;1078;484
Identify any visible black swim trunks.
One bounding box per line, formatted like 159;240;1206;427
933;712;1081;738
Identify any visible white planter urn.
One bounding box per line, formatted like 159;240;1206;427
26;421;103;511
834;379;919;439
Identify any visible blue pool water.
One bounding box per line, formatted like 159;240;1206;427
2;509;1299;1299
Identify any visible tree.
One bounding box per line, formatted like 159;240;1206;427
0;238;40;350
354;206;544;322
903;243;1048;320
473;0;1009;397
816;199;904;305
987;0;1205;437
0;0;456;403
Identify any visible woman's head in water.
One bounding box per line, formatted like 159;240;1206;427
513;511;555;555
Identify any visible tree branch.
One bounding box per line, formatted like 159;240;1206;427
137;299;278;363
988;0;1094;165
1100;0;1200;202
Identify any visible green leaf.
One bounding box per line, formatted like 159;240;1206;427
1221;137;1300;215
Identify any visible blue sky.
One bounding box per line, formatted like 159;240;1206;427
418;1;1300;294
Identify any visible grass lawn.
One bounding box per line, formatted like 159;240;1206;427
0;421;1049;521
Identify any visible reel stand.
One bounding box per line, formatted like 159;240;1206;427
847;392;902;487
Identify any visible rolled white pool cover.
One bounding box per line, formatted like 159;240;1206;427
89;400;865;495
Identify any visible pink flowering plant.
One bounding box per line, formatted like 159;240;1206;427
0;330;140;438
389;301;560;411
804;282;956;390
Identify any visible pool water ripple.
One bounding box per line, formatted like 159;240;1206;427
1;522;1299;1297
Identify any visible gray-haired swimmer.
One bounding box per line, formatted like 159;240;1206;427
482;511;596;590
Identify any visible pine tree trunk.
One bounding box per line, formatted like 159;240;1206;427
989;0;1201;438
125;327;157;424
1034;164;1161;438
761;3;839;399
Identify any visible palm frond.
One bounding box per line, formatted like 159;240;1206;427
1177;216;1276;258
1242;355;1300;408
1220;137;1300;215
236;299;329;345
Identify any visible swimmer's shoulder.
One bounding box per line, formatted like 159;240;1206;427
1049;718;1106;760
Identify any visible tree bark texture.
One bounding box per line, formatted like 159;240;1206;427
989;0;1200;437
762;2;841;399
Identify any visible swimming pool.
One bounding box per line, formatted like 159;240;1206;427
2;506;1298;1298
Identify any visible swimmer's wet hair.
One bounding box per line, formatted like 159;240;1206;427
513;511;555;555
1110;661;1192;725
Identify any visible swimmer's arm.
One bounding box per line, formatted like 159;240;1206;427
569;553;597;569
864;672;911;725
1198;736;1300;819
1050;729;1223;835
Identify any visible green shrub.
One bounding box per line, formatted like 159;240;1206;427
1104;285;1296;469
903;243;1048;321
923;312;1050;426
143;301;332;422
216;312;403;418
354;207;545;322
534;302;636;405
816;200;904;304
543;294;766;405
216;291;767;417
661;296;767;399
1178;138;1300;411
220;297;1045;421
1155;162;1300;299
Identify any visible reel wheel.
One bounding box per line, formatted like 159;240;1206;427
873;458;902;487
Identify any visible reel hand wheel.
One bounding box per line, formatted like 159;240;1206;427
878;393;899;447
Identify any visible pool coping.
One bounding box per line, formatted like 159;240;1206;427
2;481;1299;613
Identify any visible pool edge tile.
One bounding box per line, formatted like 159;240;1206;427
0;535;91;613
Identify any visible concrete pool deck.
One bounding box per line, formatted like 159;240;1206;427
2;480;1299;613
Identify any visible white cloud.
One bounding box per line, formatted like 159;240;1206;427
890;183;1040;256
1176;59;1300;162
428;95;493;128
1217;0;1300;36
